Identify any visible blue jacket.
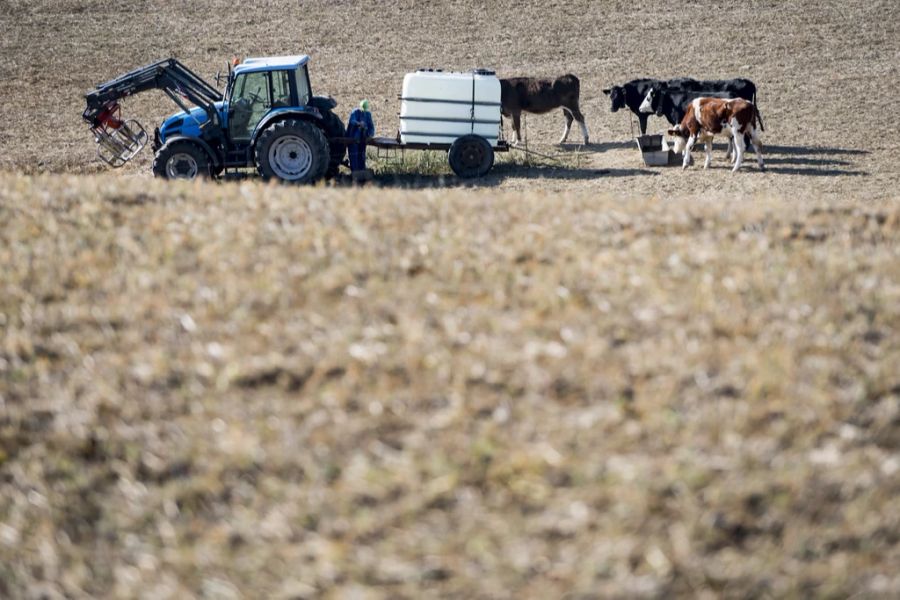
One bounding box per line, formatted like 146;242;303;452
347;108;375;141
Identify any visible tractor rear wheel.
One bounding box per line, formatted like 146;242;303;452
152;140;212;180
321;110;347;178
255;119;329;184
448;135;494;178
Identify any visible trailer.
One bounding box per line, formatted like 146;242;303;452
343;135;510;178
354;68;511;178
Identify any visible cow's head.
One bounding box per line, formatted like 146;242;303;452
498;79;512;115
638;82;666;115
638;89;655;114
603;86;625;112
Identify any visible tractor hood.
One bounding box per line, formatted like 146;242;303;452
159;102;226;143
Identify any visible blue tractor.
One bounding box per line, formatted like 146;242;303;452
82;56;346;183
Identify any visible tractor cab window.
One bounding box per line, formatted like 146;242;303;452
272;70;292;108
295;66;311;106
229;71;271;141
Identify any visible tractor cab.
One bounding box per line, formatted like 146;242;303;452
155;56;315;149
225;55;313;141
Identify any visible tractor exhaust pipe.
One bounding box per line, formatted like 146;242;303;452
89;103;148;168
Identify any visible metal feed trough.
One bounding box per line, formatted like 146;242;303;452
636;134;680;167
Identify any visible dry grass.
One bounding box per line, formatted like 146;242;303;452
2;0;900;598
2;174;899;598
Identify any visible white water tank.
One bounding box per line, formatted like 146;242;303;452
399;69;502;146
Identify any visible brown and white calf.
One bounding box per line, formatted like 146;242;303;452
500;74;589;145
668;97;764;172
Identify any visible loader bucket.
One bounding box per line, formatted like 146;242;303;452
90;104;148;168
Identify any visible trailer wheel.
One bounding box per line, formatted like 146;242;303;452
321;110;347;178
255;119;329;183
448;135;494;178
152;140;212;180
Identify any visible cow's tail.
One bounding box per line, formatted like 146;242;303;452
567;74;580;95
753;91;765;132
559;74;581;109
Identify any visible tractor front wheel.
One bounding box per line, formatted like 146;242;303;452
152;140;212;180
255;119;329;184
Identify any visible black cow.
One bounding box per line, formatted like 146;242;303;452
639;79;763;130
602;78;656;135
500;74;588;145
602;77;696;135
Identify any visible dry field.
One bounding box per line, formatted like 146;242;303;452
1;0;900;598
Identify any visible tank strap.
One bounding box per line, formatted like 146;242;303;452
470;75;476;133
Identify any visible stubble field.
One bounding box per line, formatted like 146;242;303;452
1;0;899;598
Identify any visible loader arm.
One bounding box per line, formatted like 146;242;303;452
82;58;224;167
83;58;223;126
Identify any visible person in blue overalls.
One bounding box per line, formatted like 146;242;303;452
347;99;375;173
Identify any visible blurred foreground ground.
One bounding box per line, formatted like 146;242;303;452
1;174;898;597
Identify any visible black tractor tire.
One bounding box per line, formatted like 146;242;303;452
255;119;329;184
321;110;347;178
152;140;213;180
448;134;494;178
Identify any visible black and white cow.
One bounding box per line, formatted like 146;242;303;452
638;78;762;130
639;78;763;155
602;78;696;135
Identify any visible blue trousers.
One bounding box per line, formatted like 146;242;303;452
348;142;366;171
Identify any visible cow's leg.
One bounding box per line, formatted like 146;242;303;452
570;106;589;144
682;135;697;170
510;112;522;145
703;137;713;169
750;128;765;171
731;121;745;172
638;113;649;136
560;107;574;144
